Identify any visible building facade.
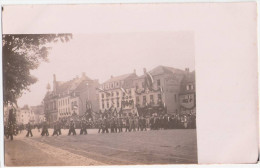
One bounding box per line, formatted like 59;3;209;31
43;73;99;122
133;66;187;116
179;70;196;116
98;70;138;117
31;105;45;124
16;105;35;125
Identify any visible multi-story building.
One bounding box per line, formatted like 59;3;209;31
16;105;35;125
98;70;138;117
179;70;196;116
31;105;45;124
133;66;190;116
98;66;196;118
43;73;99;122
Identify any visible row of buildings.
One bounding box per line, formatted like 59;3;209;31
43;65;196;123
4;104;45;125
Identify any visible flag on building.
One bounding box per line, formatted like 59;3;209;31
160;86;164;94
120;88;127;95
144;72;154;90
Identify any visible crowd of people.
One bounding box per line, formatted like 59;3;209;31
4;113;196;140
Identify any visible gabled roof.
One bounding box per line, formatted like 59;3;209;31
56;75;93;94
139;65;186;78
103;73;137;84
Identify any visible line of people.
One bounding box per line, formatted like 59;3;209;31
5;114;196;140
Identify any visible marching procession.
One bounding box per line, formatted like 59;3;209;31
4;111;196;140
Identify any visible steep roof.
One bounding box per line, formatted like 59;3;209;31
103;73;137;84
139;65;186;78
55;75;92;94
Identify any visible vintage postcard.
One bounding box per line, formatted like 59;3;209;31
1;2;258;166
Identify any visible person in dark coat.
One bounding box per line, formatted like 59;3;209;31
26;122;33;137
110;118;115;133
102;118;109;133
7;123;14;140
125;117;130;132
118;117;123;132
41;121;49;136
68;120;76;135
97;119;102;133
155;117;160;130
80;119;88;135
57;121;62;135
150;116;155;130
114;117;118;133
52;122;59;136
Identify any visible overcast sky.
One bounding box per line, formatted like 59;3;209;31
17;32;194;107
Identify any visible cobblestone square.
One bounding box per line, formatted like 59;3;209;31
5;128;197;166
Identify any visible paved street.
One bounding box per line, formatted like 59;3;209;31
5;129;197;166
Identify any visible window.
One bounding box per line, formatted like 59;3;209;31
135;84;139;89
111;92;114;97
102;94;104;98
107;102;109;108
143;96;147;104
174;94;177;102
190;84;194;90
157;79;161;87
136;96;140;103
186;85;190;90
117;101;120;108
116;92;119;96
158;94;162;100
102;103;105;109
150;95;154;103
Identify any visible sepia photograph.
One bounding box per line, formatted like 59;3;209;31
3;31;197;166
1;2;258;167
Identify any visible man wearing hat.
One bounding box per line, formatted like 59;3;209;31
68;119;76;135
41;121;49;136
80;119;88;135
26;122;33;137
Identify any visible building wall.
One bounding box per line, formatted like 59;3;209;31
99;78;137;116
17;108;35;125
70;96;80;115
44;96;58;123
57;95;71;118
78;80;100;116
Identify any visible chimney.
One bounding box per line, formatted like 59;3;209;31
185;68;190;73
143;68;147;74
133;69;136;74
111;75;113;79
